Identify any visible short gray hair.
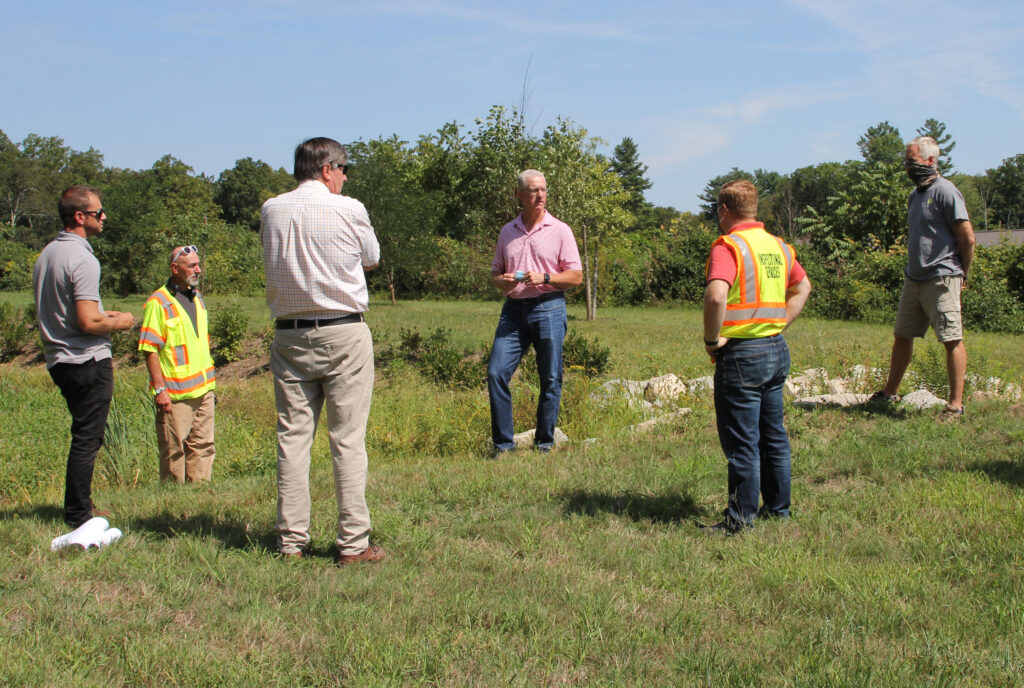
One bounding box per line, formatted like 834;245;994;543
294;137;348;182
908;136;940;162
516;169;546;191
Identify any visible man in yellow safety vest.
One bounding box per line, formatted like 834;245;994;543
702;180;812;533
138;245;216;482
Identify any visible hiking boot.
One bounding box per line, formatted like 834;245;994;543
337;542;386;566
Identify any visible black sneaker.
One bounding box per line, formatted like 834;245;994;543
866;390;900;405
700;520;742;536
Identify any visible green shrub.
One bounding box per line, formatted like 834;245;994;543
602;216;718;306
562;330;611;377
109;324;143;364
200;222;266;296
0;239;36;291
378;327;484;388
417;237;497;301
1006;244;1024;301
0;302;33;362
961;243;1024;335
802;244;905;324
210;304;249;363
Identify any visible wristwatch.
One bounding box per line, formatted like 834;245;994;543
543;273;550;285
152;386;167;396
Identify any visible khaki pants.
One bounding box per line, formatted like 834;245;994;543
156;390;215;483
271;321;374;556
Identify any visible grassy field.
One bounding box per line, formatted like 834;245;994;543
1;298;1022;687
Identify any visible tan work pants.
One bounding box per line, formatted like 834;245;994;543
270;321;374;556
156;390;215;483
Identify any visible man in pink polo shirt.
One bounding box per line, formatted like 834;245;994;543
487;170;583;456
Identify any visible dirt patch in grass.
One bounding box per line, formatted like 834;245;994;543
213;339;271;381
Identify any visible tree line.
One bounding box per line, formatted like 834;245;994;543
1;114;1023;331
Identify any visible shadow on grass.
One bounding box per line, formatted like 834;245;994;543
833;403;914;420
558;489;705;524
0;504;64;523
968;459;1024;489
132;510;277;553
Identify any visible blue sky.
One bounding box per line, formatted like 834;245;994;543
3;1;1022;212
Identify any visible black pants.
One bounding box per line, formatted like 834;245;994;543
48;358;113;528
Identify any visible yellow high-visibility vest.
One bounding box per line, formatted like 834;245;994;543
138;285;215;399
706;222;794;339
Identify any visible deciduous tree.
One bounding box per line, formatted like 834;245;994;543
345;136;442;303
214;157;295;230
536;119;632;320
987;154;1024;228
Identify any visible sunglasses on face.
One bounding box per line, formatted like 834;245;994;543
330;162;349;174
172;245;199;262
80;208;104;219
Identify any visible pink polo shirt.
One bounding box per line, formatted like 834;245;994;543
492;211;582;298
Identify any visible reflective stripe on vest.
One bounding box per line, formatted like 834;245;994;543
163;366;216;394
710;225;793;339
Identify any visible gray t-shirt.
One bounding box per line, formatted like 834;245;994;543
906;176;970;281
32;232;112;368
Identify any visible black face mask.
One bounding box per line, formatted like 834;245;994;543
905;160;938;187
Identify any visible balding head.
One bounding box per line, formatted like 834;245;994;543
169;245;202;289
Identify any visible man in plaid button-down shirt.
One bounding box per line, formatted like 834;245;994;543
260;136;385;566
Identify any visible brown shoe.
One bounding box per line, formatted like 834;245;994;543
938;405;965;423
337;542;386;566
279;550;304;560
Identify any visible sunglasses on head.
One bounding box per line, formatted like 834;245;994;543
172;245;198;262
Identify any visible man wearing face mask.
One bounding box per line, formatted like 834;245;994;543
870;136;975;420
138;245;216;482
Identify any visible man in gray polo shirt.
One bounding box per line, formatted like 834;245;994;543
33;185;135;527
870;137;976;419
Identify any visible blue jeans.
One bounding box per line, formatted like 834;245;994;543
713;335;791;529
487;294;567;451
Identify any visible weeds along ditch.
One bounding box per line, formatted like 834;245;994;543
3;297;1022;501
0;307;643;495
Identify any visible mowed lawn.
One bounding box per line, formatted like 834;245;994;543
1;297;1022;687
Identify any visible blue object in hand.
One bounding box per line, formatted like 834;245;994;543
514;270;526;281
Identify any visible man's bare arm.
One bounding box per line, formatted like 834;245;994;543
144;351;172;412
784;277;811;329
75;300;134;335
952;219;975;279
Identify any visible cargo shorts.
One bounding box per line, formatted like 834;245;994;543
893;275;963;342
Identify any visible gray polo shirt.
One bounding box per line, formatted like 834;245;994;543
32;231;112;368
906;176;970;281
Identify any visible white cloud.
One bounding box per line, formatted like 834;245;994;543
699;88;850;125
641;119;733;172
789;0;1024;118
347;0;653;41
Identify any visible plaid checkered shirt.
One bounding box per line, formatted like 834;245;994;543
260;180;380;319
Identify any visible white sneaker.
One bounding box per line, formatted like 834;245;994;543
51;517;109;551
93;528;123;548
